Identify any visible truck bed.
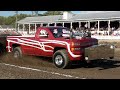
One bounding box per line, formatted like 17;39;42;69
0;30;22;53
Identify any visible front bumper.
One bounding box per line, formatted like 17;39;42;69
84;44;114;61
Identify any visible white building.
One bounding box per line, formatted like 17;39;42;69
0;25;15;31
16;11;120;39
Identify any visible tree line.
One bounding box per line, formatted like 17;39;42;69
0;14;31;26
0;11;71;27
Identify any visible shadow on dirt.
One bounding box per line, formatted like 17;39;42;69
35;56;53;63
35;57;120;70
71;59;120;70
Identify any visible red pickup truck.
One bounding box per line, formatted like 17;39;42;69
0;27;114;68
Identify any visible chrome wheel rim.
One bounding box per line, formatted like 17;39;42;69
14;51;19;58
55;55;63;65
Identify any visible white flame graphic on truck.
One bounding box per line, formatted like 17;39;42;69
7;37;81;58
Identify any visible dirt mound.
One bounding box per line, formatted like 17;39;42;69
0;53;54;68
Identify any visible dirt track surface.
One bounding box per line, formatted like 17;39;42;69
0;40;120;79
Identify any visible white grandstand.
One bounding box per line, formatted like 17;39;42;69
16;11;120;39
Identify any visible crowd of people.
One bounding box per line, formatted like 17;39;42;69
71;27;120;36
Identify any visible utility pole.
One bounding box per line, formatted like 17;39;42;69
32;11;34;16
15;11;18;31
35;11;38;16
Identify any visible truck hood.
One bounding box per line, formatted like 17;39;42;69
55;37;98;48
71;37;98;48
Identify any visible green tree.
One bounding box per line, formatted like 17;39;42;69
43;11;72;16
5;16;16;25
17;14;31;21
0;16;5;25
0;11;72;26
0;14;31;26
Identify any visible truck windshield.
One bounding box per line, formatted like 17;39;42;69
50;28;71;38
50;28;91;39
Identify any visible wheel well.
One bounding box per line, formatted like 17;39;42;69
0;43;6;52
54;47;66;53
12;44;20;50
0;43;4;48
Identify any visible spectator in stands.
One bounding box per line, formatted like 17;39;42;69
84;23;88;29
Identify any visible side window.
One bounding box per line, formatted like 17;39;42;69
53;29;58;38
39;29;49;38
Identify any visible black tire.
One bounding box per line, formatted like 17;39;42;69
13;47;22;58
53;49;71;69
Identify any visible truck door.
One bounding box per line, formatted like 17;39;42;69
20;37;36;55
34;29;53;56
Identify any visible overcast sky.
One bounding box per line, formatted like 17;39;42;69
0;11;110;17
0;11;80;17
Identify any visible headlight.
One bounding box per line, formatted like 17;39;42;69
74;48;81;50
71;48;81;51
74;43;80;46
71;42;80;46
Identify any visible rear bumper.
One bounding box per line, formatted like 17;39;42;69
84;44;114;61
